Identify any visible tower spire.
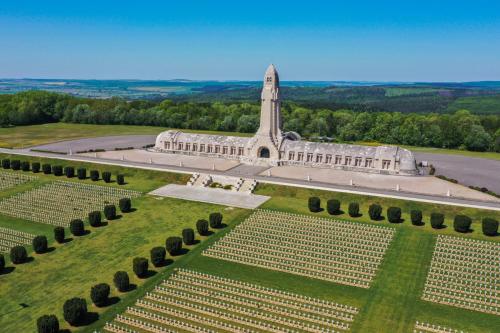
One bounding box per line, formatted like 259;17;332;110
256;64;282;145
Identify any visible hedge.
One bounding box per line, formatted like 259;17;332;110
0;254;5;273
10;245;27;264
196;219;209;236
1;159;10;169
326;199;341;215
102;171;112;183
113;271;130;292
104;205;117;220
387;207;402;223
165;236;183;255
410;210;423;226
36;314;59;333
150;247;166;267
54;226;65;244
88;211;102;227
182;228;195;245
63;298;87;326
430;213;445;229
32;162;40;173
482;218;499;236
454;215;472;233
70;219;85;236
90;283;110;307
33;235;48;254
11;159;21;170
53;165;63;176
64;166;75;178
77;168;86;180
119;198;132;213
368;204;383;220
90;170;99;181
209;212;223;229
117;174;125;185
133;257;148;278
21;161;30;171
348;202;359;217
308;197;321;212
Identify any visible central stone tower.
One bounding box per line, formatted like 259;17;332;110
245;64;283;163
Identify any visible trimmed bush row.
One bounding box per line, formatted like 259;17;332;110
0;159;125;184
307;197;498;236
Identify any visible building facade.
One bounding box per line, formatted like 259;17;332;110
154;65;418;175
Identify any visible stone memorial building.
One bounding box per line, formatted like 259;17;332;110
154;65;418;175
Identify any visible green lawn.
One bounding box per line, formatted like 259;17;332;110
1;155;500;332
0;123;251;149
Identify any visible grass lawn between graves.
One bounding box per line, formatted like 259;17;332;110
0;153;500;332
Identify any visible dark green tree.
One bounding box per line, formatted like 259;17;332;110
54;226;65;244
119;198;132;213
348;202;360;217
21;161;30;171
368;204;383;221
32;235;48;254
77;168;86;179
90;170;99;181
196;219;209;236
1;159;10;169
430;213;445;229
209;212;223;228
36;314;59;333
52;165;63;176
117;174;125;185
88;211;102;227
11;159;21;170
150;247;166;267
454;215;472;233
308;197;321;212
326;199;341;215
32;162;41;173
64;166;75;178
63;298;87;326
42;163;51;174
10;245;27;264
90;283;110;307
182;228;195;245
102;171;112;183
165;236;183;255
482;218;499;236
410;210;423;226
70;219;85;236
113;271;130;292
103;205;116;220
387;207;402;223
132;257;148;278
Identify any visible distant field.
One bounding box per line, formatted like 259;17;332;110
446;95;500;114
0;123;251;148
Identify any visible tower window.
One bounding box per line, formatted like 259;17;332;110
297;152;303;161
326;154;332;164
288;151;295;160
266;76;272;82
306;153;313;162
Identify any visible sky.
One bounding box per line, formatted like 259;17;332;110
1;1;499;81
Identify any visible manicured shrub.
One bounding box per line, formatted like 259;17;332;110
90;170;99;181
308;196;321;212
21;161;30;171
64;166;75;178
454;215;472;233
482;218;499;236
102;171;112;183
104;205;116;220
70;219;85;236
150;247;166;267
10;245;27;264
165;236;183;255
53;165;63;176
133;257;148;278
119;197;131;213
0;254;4;273
196;219;209;236
348;202;359;217
368;204;383;220
42;163;51;174
1;159;10;169
117;174;125;185
387;207;402;223
36;314;59;333
11;159;21;170
32;162;40;173
182;228;195;245
209;212;223;228
410;210;423;226
54;226;65;244
33;235;48;254
63;297;87;326
113;271;130;292
90;283;110;307
88;211;102;227
326;199;341;215
430;213;445;229
77;168;86;179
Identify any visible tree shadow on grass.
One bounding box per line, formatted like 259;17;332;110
141;270;157;279
0;266;15;275
348;213;363;218
412;222;425;227
431;224;447;230
62;237;74;244
105;296;120;307
77;311;99;326
43;247;56;253
153;259;174;268
125;283;137;292
371;216;385;222
191;239;201;245
173;248;189;256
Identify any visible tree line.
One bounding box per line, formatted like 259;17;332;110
1;91;499;152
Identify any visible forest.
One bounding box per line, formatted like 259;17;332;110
0;91;499;152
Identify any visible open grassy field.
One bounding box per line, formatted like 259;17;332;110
1;154;500;332
0;123;252;149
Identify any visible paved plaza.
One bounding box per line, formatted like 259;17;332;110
149;184;270;209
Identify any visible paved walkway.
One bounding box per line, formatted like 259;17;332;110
150;184;270;209
1;148;499;211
